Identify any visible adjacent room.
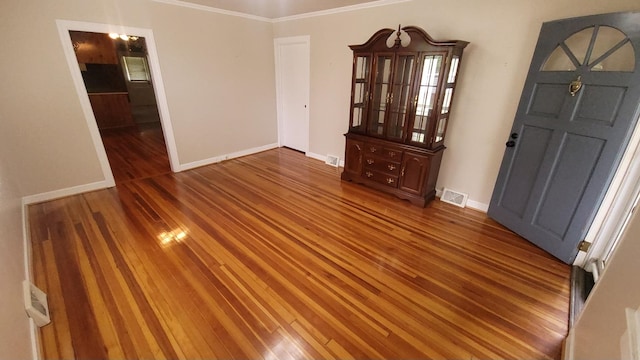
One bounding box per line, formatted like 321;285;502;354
70;30;171;183
1;0;640;359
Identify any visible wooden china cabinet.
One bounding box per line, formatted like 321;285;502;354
341;26;468;206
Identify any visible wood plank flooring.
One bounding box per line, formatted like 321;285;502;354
100;123;171;184
29;148;570;359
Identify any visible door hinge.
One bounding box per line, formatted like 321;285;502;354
578;240;592;252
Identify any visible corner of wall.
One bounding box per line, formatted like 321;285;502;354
21;199;41;360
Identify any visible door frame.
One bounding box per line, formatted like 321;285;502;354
576;111;640;267
274;35;310;153
55;20;180;187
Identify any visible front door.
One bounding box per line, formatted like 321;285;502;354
488;12;640;264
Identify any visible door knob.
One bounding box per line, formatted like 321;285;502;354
506;140;516;148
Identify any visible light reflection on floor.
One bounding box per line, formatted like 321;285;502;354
264;335;305;360
158;228;188;248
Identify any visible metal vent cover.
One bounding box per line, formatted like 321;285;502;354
441;188;468;208
325;154;340;167
23;280;51;327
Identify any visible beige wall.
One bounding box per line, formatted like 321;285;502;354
570;203;640;358
273;0;640;207
0;175;31;358
0;120;31;357
150;5;277;164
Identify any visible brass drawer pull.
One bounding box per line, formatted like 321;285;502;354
386;178;395;184
367;159;374;165
388;151;396;158
370;147;377;153
388;164;396;171
365;171;374;178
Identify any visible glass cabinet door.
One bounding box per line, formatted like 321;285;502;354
386;54;416;141
435;55;460;144
410;54;443;145
369;54;393;136
349;55;371;132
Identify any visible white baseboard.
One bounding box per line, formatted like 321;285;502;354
178;143;279;172
22;200;31;282
305;151;324;162
306;152;345;167
563;329;575;360
28;318;38;360
436;188;488;213
21;200;40;360
466;199;489;212
22;180;114;205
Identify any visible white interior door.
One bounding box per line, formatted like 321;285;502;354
274;36;310;153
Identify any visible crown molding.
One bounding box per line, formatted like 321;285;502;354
152;0;272;22
152;0;413;23
272;0;412;23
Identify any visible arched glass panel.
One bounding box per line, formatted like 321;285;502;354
589;27;626;62
564;27;593;65
590;41;635;72
543;46;577;71
542;26;635;72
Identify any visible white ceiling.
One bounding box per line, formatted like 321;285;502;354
179;0;381;19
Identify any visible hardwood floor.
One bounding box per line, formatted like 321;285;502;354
100;123;171;184
29;148;570;359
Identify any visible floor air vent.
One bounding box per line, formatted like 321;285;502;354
325;154;340;167
23;280;51;327
441;188;468;208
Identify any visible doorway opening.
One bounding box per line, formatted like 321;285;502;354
69;30;170;184
56;20;180;189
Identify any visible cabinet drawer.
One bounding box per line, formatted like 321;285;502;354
365;144;402;161
363;156;401;176
363;169;399;188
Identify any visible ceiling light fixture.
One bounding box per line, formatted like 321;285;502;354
108;33;138;41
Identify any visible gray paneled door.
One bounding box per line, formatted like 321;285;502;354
488;12;640;264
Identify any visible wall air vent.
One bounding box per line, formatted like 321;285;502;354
440;188;468;208
325;154;340;167
23;280;51;327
